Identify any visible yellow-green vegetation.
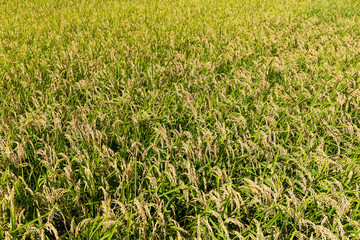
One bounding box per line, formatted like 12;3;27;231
1;0;360;239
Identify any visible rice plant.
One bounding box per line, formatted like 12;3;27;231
1;0;360;239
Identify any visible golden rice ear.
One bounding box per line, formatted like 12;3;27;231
43;222;59;240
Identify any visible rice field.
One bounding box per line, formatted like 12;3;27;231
1;0;360;239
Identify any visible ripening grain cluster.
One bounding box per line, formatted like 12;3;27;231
1;0;360;239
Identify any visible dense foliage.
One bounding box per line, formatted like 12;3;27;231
1;0;360;239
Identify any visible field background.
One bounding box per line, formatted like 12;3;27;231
1;0;360;239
